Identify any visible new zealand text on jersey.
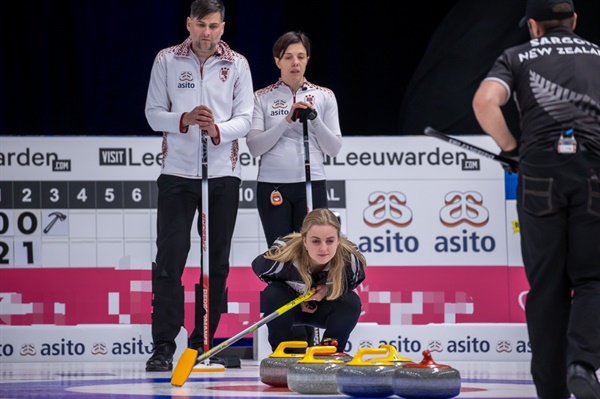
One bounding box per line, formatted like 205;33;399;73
519;45;600;61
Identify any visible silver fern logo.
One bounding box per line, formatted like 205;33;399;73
529;70;600;125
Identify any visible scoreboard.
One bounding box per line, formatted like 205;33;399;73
0;179;158;267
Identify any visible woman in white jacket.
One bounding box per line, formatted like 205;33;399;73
247;31;343;249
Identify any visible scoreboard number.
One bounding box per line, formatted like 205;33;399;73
0;210;42;267
69;181;96;209
13;237;42;266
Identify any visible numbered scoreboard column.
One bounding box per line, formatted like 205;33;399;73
66;181;97;267
0;181;44;267
0;180;156;269
39;181;70;266
94;181;125;268
122;181;154;270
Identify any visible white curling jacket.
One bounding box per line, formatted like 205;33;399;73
145;38;253;179
247;79;342;183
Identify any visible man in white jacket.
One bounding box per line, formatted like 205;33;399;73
144;0;253;372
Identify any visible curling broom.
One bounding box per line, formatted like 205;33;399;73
171;290;316;387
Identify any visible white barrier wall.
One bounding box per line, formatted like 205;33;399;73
254;323;530;362
0;135;526;362
0;325;188;363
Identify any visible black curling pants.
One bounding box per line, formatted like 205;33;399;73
256;180;328;248
151;174;239;350
260;281;362;353
517;150;600;399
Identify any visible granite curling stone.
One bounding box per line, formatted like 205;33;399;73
287;345;346;394
259;341;307;387
392;349;461;399
335;347;397;398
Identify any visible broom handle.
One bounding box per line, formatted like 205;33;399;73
201;130;210;356
196;290;316;363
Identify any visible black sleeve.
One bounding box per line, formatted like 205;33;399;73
345;253;366;291
251;239;302;284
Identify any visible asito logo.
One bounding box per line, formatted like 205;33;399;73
363;191;413;228
435;190;495;253
359;191;419;253
3;338;155;358
358;189;497;254
270;99;289;117
178;71;195;88
439;191;489;227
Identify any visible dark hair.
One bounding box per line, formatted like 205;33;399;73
190;0;225;21
272;31;311;59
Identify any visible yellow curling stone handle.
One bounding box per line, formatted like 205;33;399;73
378;344;412;362
346;347;391;366
297;346;344;364
269;341;308;358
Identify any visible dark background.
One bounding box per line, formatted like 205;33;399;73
3;0;599;138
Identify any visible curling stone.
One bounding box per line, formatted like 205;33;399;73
313;338;353;362
378;344;414;366
335;347;397;397
392;350;461;399
259;341;307;387
287;346;346;394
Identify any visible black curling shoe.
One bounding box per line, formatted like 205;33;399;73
145;342;175;372
567;362;600;399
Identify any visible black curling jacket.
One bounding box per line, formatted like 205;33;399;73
251;237;366;295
